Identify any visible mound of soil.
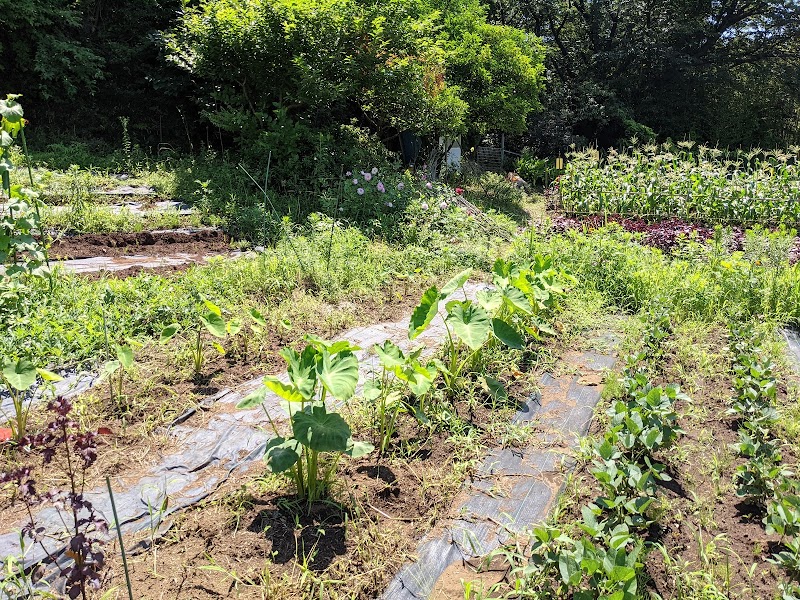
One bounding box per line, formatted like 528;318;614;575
48;229;230;260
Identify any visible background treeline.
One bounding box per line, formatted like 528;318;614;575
1;0;798;164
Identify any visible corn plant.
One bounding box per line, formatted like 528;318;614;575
560;143;800;225
237;336;373;504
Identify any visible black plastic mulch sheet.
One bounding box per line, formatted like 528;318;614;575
381;347;617;600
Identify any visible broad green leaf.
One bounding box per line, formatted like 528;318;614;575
2;359;37;391
317;350;359;400
282;346;318;400
482;376;509;402
375;340;405;369
476;289;502;312
440;268;472;298
0;98;24;123
115;345;134;369
446;301;491;351
500;285;532;315
203;299;222;317
409;286;440;340
212;342;226;355
305;335;360;355
159;323;180;343
236;385;267;409
200;313;226;338
102;360;121;377
346;439;375;458
226;318;242;336
264;376;304;403
491;318;524;349
293;405;352;452
36;368;62;382
249;308;268;326
265;437;301;473
558;554;581;586
362;379;382;401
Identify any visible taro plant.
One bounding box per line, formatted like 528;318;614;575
160;298;237;376
0;358;61;443
99;341;141;413
409;268;525;394
237;336;373;503
364;339;438;454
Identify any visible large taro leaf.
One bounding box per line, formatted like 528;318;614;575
305;335;361;356
446;301;491;351
317;349;358;400
409;286;441;340
476;289;502;313
2;359;36;391
264;437;301;473
500;285;532;315
282;346;318;400
200;312;226;338
346;439;375;458
293;405;352;453
440;268;473;298
375;340;405;369
491;318;524;349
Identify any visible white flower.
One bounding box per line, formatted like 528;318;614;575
371;167;378;175
397;182;405;190
352;178;358;184
385;201;394;208
426;182;433;190
345;171;352;177
421;202;429;210
440;201;448;210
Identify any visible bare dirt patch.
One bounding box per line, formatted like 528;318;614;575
48;229;230;260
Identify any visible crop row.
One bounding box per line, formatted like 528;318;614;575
489;309;685;598
559;145;800;226
728;326;800;598
0;257;576;596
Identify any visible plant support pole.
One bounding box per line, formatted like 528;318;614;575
106;476;134;600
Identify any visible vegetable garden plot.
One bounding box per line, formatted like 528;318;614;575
0;283;489;584
383;340;617;600
559;145;800;225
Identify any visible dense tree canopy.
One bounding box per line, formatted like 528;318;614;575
488;0;800;150
0;0;796;155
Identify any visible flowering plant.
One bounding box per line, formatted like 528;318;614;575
324;167;414;222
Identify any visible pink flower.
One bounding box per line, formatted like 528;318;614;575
364;173;373;182
439;201;448;209
421;202;429;210
345;171;352;177
426;182;433;190
357;188;365;195
371;167;378;175
455;187;464;195
376;182;386;193
352;178;358;185
397;182;405;191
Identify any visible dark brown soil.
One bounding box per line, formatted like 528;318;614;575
48;229;231;260
98;435;459;599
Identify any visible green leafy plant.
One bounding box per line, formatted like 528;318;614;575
364;339;438;454
765;495;800;539
237;337;373;503
408;267;537;393
0;359;61;442
159;298;233;376
99;341;141;413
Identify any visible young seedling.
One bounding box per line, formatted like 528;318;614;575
159;298;231;376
